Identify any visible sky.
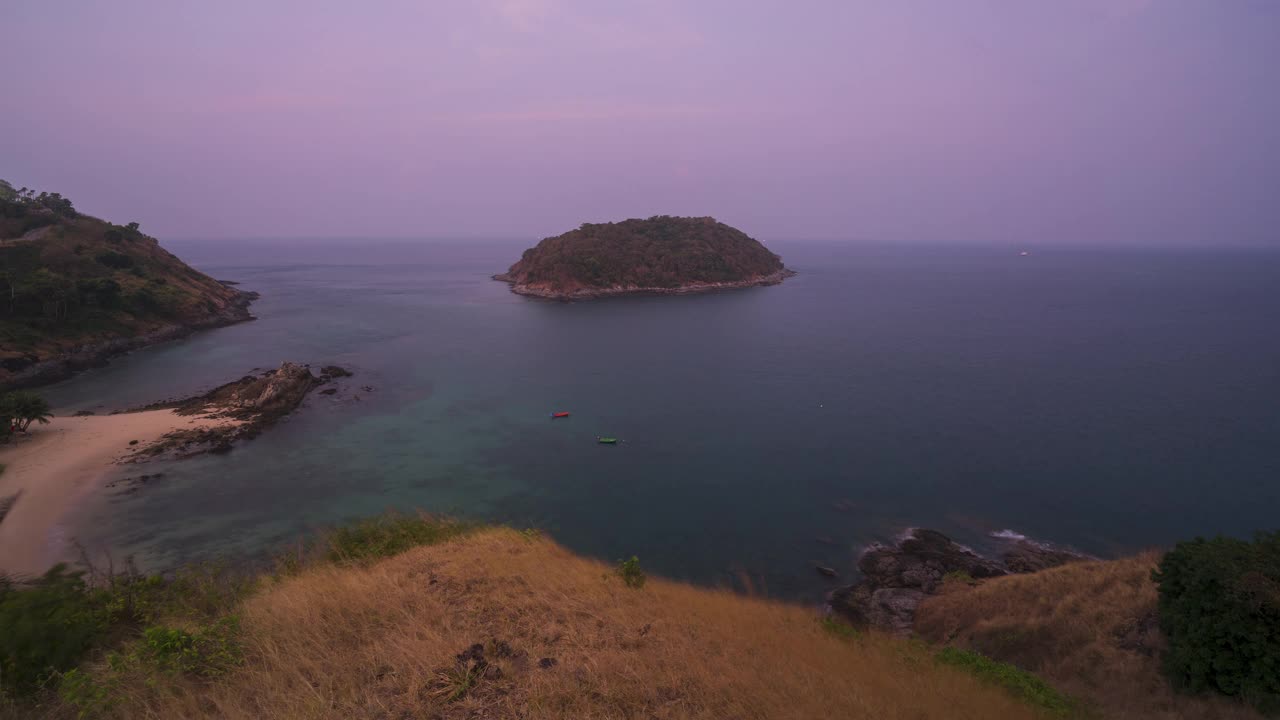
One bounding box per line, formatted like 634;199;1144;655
2;0;1278;245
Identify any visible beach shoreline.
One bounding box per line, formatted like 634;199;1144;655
0;411;237;577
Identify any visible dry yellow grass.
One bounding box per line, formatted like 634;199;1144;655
915;552;1264;720
97;529;1049;719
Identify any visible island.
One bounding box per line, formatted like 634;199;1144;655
0;180;257;390
494;215;795;300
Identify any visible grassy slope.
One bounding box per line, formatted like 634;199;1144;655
81;529;1046;720
0;213;246;385
915;553;1264;720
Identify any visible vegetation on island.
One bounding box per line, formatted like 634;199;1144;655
497;215;789;296
0;180;253;389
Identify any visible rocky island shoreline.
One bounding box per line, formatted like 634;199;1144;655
0;285;259;390
494;267;796;300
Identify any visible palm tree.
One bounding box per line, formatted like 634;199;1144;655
1;392;53;432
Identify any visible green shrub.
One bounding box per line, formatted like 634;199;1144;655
936;646;1079;716
0;566;107;696
820;616;860;639
94;251;133;269
616;556;646;589
0;556;253;699
57;668;116;717
326;513;471;562
139;616;242;676
1153;533;1280;712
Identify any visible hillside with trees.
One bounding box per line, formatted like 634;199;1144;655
495;216;793;299
0;180;255;389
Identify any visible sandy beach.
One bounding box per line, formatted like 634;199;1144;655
0;410;237;577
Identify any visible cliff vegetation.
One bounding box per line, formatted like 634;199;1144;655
0;180;255;389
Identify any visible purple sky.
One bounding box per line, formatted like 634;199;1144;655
4;1;1278;245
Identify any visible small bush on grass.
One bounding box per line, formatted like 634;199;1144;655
616;556;646;589
936;647;1079;717
57;667;116;718
1153;532;1280;713
820;616;860;639
326;513;472;563
138;616;242;676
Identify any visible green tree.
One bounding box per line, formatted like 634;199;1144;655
1;392;54;432
20;269;73;320
1153;533;1280;712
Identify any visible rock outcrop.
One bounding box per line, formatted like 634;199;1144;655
830;528;1090;634
128;361;351;459
1000;538;1093;573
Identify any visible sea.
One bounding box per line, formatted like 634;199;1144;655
42;239;1280;600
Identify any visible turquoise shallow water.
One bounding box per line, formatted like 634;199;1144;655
47;239;1280;599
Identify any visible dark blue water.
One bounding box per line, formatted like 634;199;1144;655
49;240;1280;599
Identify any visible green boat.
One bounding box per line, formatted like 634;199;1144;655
597;437;618;444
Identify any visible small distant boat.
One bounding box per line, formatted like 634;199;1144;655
1019;250;1030;256
551;412;570;418
597;436;618;444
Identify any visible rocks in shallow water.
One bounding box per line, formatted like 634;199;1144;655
105;473;168;495
831;529;1007;634
225;362;318;415
319;388;338;396
829;528;1088;635
319;365;352;379
131;361;328;461
859;529;1007;594
1001;538;1091;573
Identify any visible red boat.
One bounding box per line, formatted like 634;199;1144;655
551;412;570;418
